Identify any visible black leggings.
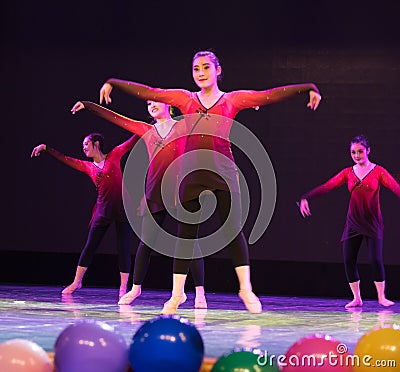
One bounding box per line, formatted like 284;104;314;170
342;235;385;283
78;220;133;273
174;190;249;274
133;210;205;286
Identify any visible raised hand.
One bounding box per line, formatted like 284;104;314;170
71;101;85;115
299;198;311;217
99;82;113;105
31;144;46;158
307;90;322;111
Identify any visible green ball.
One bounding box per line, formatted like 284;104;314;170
211;348;279;371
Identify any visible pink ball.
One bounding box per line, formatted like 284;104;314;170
0;339;52;372
281;334;353;371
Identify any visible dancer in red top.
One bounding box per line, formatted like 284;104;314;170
31;133;139;298
71;100;207;308
299;134;400;307
98;50;322;314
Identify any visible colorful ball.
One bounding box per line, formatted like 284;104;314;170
54;319;128;372
211;348;279;371
353;324;400;371
0;338;52;372
129;315;204;372
281;334;352;371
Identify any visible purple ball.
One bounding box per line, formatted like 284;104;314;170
54;320;128;372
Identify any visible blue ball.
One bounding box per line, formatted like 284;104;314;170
129;315;204;372
54;320;128;372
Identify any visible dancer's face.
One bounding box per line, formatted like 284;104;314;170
350;142;370;166
147;100;170;120
192;56;221;90
83;137;96;158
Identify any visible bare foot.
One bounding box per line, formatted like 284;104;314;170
379;298;395;307
194;295;207;309
118;287;141;305
119;287;127;300
61;282;82;295
161;293;187;315
238;290;262;314
345;298;363;308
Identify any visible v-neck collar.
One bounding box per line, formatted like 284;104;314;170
352;164;376;181
154;120;177;140
195;92;225;110
93;155;107;170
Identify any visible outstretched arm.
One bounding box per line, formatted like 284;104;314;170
379;167;400;199
31;143;88;173
71;101;151;137
99;79;190;108
233;83;322;111
112;134;141;158
298;168;348;217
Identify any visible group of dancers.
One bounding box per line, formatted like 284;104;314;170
31;50;397;313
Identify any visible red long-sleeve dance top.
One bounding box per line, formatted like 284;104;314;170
104;80;318;202
46;134;139;227
302;165;400;241
81;101;187;215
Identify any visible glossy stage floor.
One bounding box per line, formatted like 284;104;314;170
1;285;399;370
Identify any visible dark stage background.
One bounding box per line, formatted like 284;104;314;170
2;1;400;299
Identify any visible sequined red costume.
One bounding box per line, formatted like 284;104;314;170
105;81;319;202
302;165;400;241
79;101;204;287
81;101;187;215
104;80;319;274
46;135;139;226
45;135;139;273
301;164;400;283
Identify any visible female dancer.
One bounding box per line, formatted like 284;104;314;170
31;132;139;298
70;100;207;308
98;50;321;314
299;134;399;308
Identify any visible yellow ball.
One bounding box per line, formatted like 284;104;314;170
353;325;400;371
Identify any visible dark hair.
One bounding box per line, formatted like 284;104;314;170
87;133;105;152
350;134;370;149
192;50;223;81
146;101;175;125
